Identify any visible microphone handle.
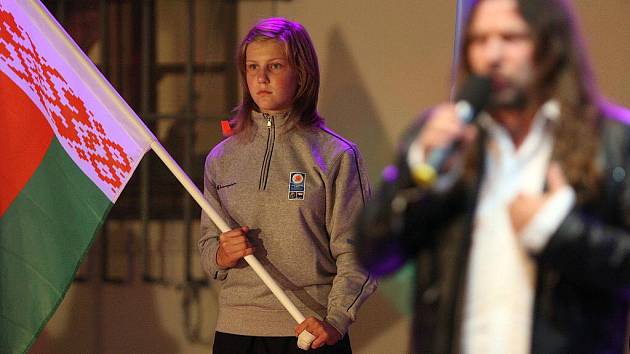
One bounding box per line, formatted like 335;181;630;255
410;100;474;186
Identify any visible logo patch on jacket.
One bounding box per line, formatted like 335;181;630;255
288;172;305;200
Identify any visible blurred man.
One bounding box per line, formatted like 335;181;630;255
356;0;630;353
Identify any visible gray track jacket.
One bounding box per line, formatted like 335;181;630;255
199;111;377;337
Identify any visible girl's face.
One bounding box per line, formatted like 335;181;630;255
245;39;298;114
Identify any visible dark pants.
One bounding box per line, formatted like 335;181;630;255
213;331;352;354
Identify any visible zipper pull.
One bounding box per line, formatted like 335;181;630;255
264;113;272;129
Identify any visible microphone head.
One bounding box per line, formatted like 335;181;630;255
455;75;492;118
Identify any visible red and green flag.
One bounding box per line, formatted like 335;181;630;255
0;1;154;352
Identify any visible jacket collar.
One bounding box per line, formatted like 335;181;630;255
252;110;291;128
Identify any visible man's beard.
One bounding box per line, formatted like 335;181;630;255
487;85;529;110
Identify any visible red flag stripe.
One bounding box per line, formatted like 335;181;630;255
0;69;53;216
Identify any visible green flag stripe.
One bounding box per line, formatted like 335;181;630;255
0;137;112;354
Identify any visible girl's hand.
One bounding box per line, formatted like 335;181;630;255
216;226;254;268
295;317;342;349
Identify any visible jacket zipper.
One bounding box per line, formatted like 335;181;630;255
259;113;275;190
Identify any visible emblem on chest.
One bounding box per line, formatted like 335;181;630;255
288;172;306;200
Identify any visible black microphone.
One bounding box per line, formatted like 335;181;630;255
408;75;491;186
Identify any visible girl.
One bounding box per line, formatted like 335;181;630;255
199;17;376;354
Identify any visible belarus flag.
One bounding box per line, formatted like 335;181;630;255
0;1;153;352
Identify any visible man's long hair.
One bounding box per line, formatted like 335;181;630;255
459;0;603;202
231;17;323;139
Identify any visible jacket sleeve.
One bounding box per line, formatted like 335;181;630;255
354;107;473;276
198;153;230;281
355;151;470;277
324;147;378;336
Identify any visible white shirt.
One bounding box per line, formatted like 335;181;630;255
461;101;576;354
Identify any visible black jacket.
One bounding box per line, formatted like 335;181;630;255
356;106;630;353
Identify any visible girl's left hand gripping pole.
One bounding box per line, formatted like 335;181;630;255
150;141;316;350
